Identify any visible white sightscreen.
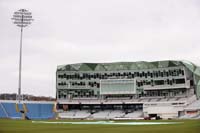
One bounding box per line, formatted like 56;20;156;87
100;79;136;95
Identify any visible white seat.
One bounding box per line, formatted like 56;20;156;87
124;111;143;118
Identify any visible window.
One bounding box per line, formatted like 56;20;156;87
175;78;185;84
150;73;153;78
154;80;164;85
181;70;184;75
160;72;163;77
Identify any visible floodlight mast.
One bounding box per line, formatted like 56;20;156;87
11;9;33;102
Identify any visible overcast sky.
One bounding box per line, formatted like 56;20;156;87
0;0;200;97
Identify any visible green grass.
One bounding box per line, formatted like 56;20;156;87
0;119;200;133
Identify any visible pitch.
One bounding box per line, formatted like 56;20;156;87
0;119;200;133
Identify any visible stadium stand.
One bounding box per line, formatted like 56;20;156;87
179;99;200;119
185;99;200;110
0;101;55;119
26;103;55;119
107;110;125;119
73;110;91;119
58;110;145;120
124;111;143;118
179;113;199;119
91;110;110;119
55;60;200;119
58;110;76;119
1;103;21;119
0;102;8;118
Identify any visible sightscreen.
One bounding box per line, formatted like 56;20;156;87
100;79;136;95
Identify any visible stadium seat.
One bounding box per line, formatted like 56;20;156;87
0;103;7;118
1;103;21;119
25;103;55;119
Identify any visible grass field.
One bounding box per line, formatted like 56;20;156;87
0;119;200;133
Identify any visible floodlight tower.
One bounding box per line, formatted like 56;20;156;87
11;9;33;102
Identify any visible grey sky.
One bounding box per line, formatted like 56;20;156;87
0;0;200;97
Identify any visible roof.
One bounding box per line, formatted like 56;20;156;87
57;60;197;72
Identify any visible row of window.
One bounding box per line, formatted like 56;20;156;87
58;78;186;88
57;104;143;110
58;90;96;98
136;78;185;87
58;87;187;99
58;81;100;88
57;69;184;80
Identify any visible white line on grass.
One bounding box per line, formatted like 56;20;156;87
32;121;183;125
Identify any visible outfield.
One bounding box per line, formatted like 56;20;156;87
0;119;200;133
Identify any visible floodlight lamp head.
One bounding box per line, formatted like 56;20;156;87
11;9;34;28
